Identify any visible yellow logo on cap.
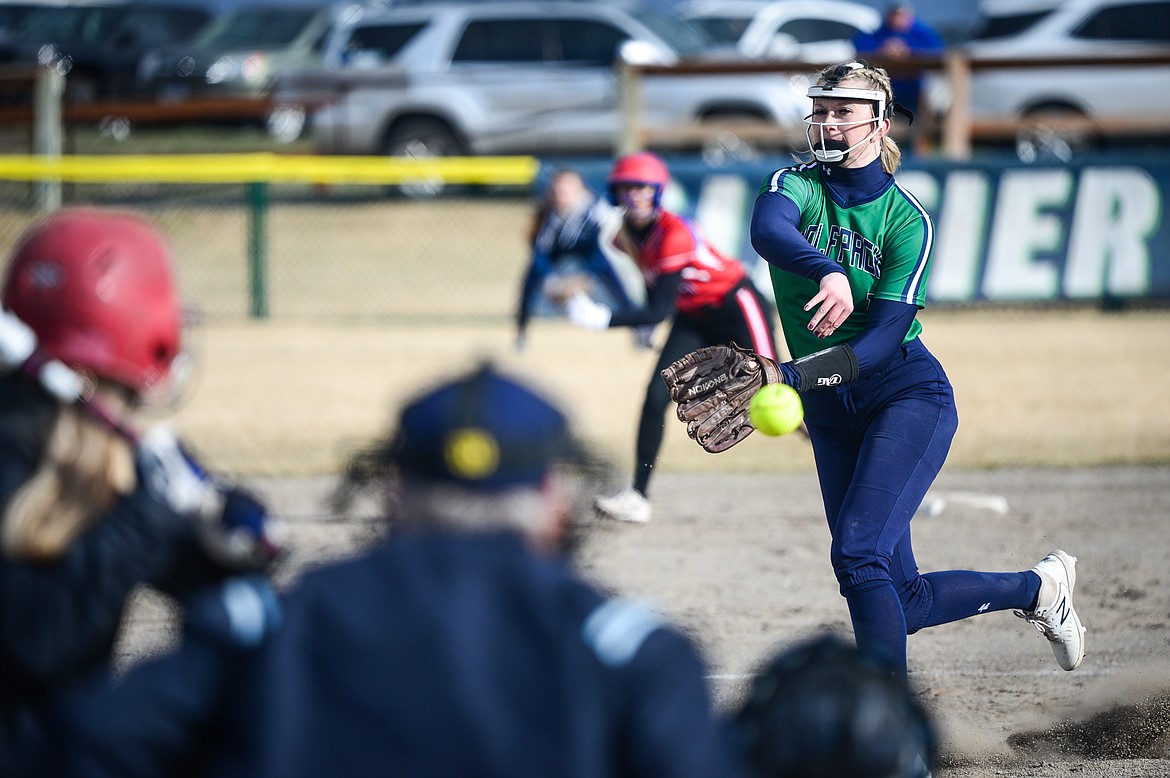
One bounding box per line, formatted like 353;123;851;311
444;427;499;480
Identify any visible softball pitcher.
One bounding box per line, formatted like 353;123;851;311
742;61;1085;676
565;152;778;524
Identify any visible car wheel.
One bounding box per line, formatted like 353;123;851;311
1015;104;1098;164
381;118;467;199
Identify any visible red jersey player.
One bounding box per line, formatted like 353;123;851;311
565;152;778;523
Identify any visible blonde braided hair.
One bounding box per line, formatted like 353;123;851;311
1;382;136;561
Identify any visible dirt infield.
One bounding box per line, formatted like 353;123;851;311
116;309;1170;776
119;466;1169;777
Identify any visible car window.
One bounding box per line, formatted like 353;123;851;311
346;22;428;63
627;6;711;56
776;18;867;44
1071;2;1170;42
310;25;332;55
452;19;546;62
0;4;41;33
555;19;627;65
112;8;213;47
968;11;1050;41
197;8;318;48
18;5;127;44
688;16;752;46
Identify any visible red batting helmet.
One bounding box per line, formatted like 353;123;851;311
2;208;182;395
606;151;670;208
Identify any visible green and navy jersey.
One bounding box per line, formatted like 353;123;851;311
756;161;933;359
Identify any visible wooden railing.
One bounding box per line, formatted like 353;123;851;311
6;52;1170;162
0;65;283;156
618;51;1170;159
0;66;280;123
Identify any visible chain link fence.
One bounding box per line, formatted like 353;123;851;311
0;180;538;322
0;178;542;324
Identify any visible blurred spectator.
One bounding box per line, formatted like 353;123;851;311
516;168;641;350
0;209;281;778
732;633;937;778
54;364;744;778
851;2;944;145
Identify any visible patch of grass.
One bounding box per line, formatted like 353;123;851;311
2;122;315;156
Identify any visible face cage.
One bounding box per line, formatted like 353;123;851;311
609;182;662;214
134;306;201;415
803;112;884;164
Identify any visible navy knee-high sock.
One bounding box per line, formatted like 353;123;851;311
845;582;907;675
918;570;1040;629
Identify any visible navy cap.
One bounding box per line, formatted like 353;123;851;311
388;364;575;490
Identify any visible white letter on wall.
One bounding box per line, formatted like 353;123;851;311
1065;167;1159;298
983;170;1071;300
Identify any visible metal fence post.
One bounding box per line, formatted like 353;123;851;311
248;181;269;319
33;65;63;212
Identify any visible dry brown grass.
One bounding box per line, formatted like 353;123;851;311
172;307;1170;477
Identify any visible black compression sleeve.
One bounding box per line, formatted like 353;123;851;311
782;299;919;391
792;344;859;389
608;271;681;329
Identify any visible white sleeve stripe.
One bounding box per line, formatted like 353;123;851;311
582;598;663;667
764;168;785;193
895;182;933;305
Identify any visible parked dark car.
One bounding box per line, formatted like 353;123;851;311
136;2;350;102
132;1;361;139
0;0;223;100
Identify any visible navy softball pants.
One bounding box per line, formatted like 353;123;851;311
801;338;1039;673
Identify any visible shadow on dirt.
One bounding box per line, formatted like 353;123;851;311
1007;692;1170;759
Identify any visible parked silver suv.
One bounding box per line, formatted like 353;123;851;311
963;0;1170;160
283;0;808;166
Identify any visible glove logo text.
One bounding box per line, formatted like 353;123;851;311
686;373;728;397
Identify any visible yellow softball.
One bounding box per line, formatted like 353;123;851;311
748;383;804;437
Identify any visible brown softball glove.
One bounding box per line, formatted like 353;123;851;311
660;342;782;453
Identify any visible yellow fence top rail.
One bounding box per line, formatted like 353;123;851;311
0;153;541;185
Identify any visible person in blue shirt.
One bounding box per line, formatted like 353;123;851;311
851;1;944;147
52;364;744;778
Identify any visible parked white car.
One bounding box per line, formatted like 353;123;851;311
962;0;1170;160
676;0;881;62
280;0;810;189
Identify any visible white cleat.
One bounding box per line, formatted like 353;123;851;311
594;489;651;524
1015;550;1086;671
